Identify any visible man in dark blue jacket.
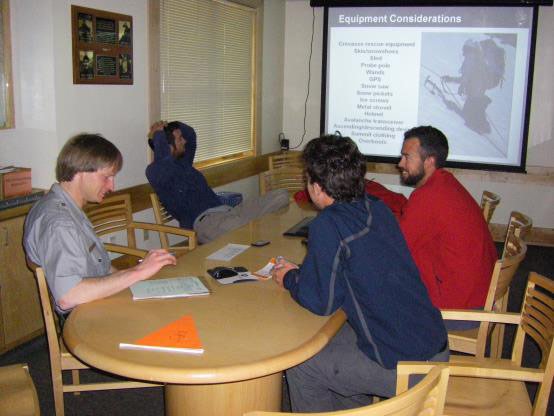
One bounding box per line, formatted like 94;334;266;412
146;121;288;243
273;135;448;412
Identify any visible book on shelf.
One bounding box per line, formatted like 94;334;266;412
0;189;45;211
129;276;210;300
119;315;204;354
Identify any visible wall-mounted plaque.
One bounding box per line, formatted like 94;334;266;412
71;5;133;85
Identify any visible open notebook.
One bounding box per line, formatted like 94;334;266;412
129;276;209;300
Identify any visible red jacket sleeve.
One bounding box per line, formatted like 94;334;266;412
364;181;408;219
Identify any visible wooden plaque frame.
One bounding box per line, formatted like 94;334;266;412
71;5;133;85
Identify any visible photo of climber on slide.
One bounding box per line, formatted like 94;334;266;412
419;33;517;158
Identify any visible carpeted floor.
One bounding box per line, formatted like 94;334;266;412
1;243;552;415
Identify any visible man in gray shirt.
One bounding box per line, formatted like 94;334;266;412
24;133;176;315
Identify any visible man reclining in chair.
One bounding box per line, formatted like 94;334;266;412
24;134;177;317
146;121;289;244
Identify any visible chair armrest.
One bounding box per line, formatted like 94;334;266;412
129;221;196;250
130;221;196;237
440;309;521;324
103;243;148;258
396;359;545;395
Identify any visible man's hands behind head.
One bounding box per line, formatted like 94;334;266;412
148;120;167;140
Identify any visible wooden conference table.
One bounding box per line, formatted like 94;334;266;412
63;202;346;416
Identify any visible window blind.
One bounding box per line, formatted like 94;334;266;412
160;0;256;163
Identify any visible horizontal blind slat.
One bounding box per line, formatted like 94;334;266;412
160;0;255;163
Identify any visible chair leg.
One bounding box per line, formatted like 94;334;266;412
71;369;81;396
490;293;508;358
52;370;65;416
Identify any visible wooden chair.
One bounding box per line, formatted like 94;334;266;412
244;366;449;416
480;190;501;224
501;211;532;259
33;267;157;416
268;151;303;170
399;271;554;416
0;363;40;416
150;193;197;252
447;234;527;358
259;167;306;196
84;194;196;258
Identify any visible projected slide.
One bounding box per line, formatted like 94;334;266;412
324;7;534;168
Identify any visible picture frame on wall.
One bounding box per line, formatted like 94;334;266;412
71;5;133;85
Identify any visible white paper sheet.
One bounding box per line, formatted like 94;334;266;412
206;244;250;261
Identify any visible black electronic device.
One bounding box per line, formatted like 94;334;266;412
251;240;271;247
208;267;238;280
207;266;249;280
283;216;315;238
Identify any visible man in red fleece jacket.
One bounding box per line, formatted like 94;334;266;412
372;126;497;323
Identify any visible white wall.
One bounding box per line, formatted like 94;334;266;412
527;6;554;166
282;0;554;228
283;0;323;149
261;0;286;154
0;0;150;190
51;0;150;191
0;0;285;194
0;0;59;187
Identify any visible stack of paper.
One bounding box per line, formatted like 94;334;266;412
130;276;209;300
120;315;204;354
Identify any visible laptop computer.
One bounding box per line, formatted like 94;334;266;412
283;216;315;238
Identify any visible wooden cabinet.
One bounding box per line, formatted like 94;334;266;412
0;214;43;353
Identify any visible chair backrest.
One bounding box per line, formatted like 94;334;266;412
501;211;532;259
513;272;554;416
245;366;449;416
33;267;64;395
486;234;527;309
480;190;501;224
268;152;303;170
150;193;173;249
84;194;136;248
149;193;197;251
468;235;527;357
259;167;305;196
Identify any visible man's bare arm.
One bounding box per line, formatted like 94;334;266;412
58;249;176;311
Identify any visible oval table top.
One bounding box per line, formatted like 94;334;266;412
63;202;346;385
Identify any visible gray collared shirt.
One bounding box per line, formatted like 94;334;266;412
23;183;110;313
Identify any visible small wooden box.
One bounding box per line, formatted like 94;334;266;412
0;168;32;199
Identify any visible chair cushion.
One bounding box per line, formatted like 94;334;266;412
445;375;532;416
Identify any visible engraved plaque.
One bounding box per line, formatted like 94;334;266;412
96;55;117;76
96;17;117;44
